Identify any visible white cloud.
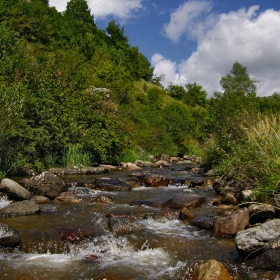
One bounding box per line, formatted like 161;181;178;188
89;0;144;19
162;1;212;43
49;0;145;19
49;0;68;12
153;6;280;96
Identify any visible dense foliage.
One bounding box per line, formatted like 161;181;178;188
204;62;280;203
0;0;206;174
0;0;279;203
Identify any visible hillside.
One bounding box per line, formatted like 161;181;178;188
0;1;279;204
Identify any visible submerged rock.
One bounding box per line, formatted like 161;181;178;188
19;229;69;254
59;227;95;243
0;223;22;247
106;213;146;234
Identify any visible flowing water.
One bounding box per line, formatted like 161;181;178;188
0;166;277;279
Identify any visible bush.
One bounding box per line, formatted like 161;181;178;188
205;114;280;203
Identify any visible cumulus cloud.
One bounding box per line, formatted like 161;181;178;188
153;5;280;96
162;1;212;43
49;0;145;19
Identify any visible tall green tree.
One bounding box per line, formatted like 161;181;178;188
205;62;258;168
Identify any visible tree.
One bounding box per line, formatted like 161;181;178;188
220;62;257;96
106;20;128;48
184;83;207;107
205;62;258;168
166;83;185;100
64;0;96;29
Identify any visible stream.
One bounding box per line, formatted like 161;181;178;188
0;165;276;279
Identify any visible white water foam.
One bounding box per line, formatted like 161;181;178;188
69;234;171;273
0;196;10;209
144;217;208;239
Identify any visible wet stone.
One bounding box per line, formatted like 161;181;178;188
190;216;216;230
93;178;132;192
0;200;40;217
0;223;22;247
129;200;158;207
246;248;280;270
162;193;206;209
106;213;146;234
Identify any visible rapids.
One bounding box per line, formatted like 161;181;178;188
0;165;276;279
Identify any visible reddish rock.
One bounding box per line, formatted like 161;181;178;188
212;208;249;238
84;254;98;261
163;193;206;209
142;174;170;187
60;227;94;242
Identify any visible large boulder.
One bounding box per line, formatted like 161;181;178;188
28;171;67;199
192;259;232;280
235;219;280;257
0;223;22;247
212;208;249;237
163;193;206;209
0;200;40;217
0;178;31;200
247;248;280;270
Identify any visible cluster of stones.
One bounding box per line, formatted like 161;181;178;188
0;159;279;278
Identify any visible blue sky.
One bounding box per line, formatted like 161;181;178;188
49;0;280;97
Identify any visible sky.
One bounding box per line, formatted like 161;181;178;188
48;0;280;97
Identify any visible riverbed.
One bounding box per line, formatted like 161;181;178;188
0;165;277;279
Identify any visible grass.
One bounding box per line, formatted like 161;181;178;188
204;113;280;203
62;145;91;168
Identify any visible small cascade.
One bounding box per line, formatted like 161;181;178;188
0;194;10;209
